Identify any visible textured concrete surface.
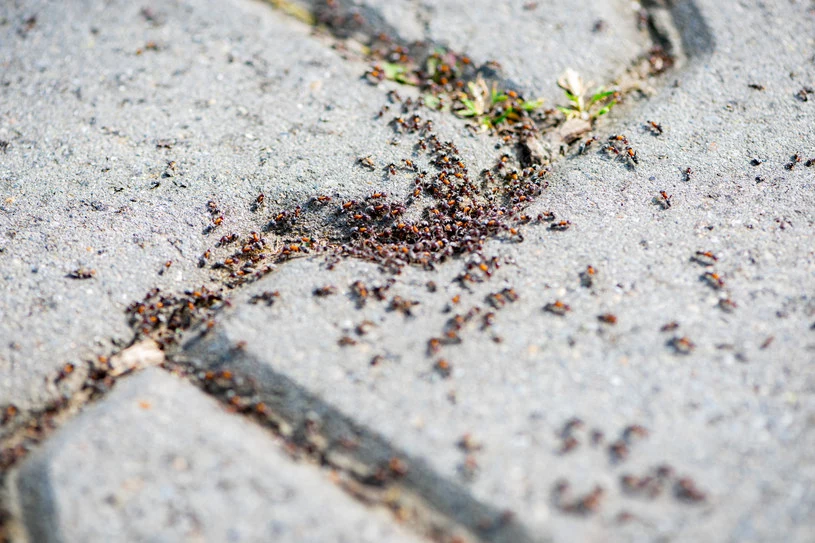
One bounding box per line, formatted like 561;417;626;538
2;0;815;542
12;368;421;542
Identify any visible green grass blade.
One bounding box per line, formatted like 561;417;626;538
589;90;615;106
492;107;513;125
593;101;616;118
521;99;544;111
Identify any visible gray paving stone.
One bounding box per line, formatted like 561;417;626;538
0;0;494;412
10;368;421;543
181;1;815;541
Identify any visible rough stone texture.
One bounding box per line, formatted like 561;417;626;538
11;368;421;542
181;1;815;542
2;0;815;542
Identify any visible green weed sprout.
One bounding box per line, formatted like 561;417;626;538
556;69;616;121
380;62;419;86
455;77;544;131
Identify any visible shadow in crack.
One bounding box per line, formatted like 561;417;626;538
644;0;715;58
181;328;546;543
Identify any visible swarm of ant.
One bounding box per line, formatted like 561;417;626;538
6;7;708;539
124;105;554;350
604;134;639;168
120;2;680;350
126;287;226;350
113;12;696;531
362;42;598;167
204;106;551;282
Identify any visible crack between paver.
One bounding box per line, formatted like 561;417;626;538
285;0;713;168
643;0;714;59
175;330;543;543
411;0;434;43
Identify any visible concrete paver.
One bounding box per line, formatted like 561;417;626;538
11;368;421;542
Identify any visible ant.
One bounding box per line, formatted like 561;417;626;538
580;265;596;287
67;267;95;279
355;321;376;336
544;300;570;316
785;154;802;170
645;120;663;135
655;191;672;209
351;281;369;307
553;482;605;514
158;260;172;276
598;313;617;324
357;156;376;170
674;477;707;502
365;65;385;83
578;135;599;155
248;291;279;306
795;87;812;102
434;359;452;378
701;271;725;290
691;250;718;266
217;233;238;247
608;440;630;462
622;424;649;441
55;363;76;383
370;355;384;366
549;220;571;231
388;296;419;317
667;336;695;354
660;322;679;332
251;193;265;212
718;298;737;313
605;135;639;167
313;285;337;297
